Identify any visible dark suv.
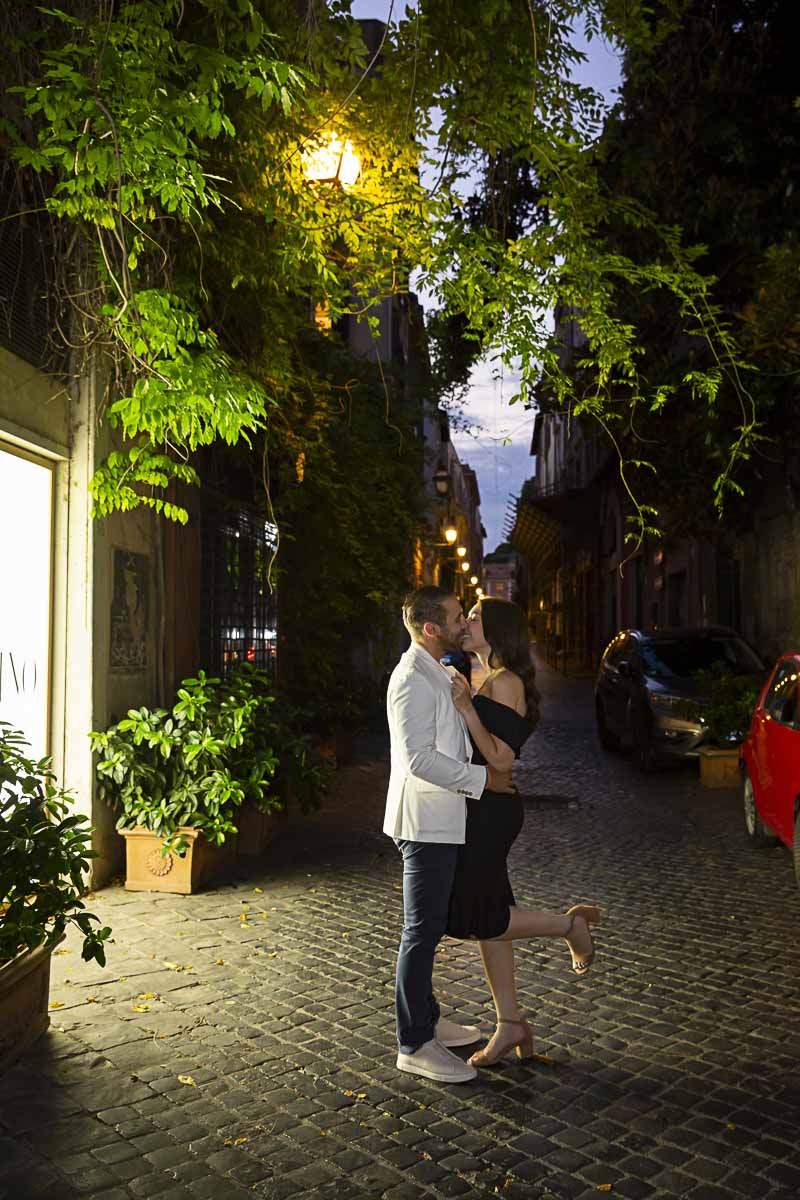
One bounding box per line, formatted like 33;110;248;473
594;626;766;772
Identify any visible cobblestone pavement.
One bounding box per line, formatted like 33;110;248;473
3;655;800;1200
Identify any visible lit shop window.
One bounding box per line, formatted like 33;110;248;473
0;443;54;759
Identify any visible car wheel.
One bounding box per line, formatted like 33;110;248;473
596;701;620;752
742;770;779;847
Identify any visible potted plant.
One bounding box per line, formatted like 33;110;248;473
228;671;331;855
1;723;111;1067
90;668;281;892
678;673;761;788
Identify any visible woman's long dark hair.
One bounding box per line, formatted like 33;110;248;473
480;597;541;729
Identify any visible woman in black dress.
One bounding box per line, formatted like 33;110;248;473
446;597;600;1068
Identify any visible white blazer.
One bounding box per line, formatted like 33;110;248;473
383;641;488;843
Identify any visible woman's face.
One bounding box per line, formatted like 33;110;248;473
463;604;489;654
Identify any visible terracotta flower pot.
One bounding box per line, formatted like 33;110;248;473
119;827;236;893
0;939;63;1070
698;747;740;788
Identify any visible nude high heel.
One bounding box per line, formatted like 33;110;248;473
563;905;600;975
467;1019;535;1067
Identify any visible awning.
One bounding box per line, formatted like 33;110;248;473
509;500;561;565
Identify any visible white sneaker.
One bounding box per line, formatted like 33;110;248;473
397;1038;477;1083
435;1017;481;1047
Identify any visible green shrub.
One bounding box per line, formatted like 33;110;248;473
676;671;761;746
0;723;111;966
90;665;328;854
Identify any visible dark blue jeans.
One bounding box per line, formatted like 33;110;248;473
394;839;458;1054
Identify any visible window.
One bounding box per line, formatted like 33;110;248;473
763;662;798;728
640;634;763;680
0;442;54;758
200;508;278;678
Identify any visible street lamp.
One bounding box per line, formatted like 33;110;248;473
433;465;450;496
302;133;361;190
456;546;467;558
444;526;458;545
476;587;484;598
470;575;478;585
460;561;470;573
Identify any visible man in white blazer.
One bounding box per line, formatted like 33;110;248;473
384;585;513;1083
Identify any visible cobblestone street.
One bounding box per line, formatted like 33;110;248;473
3;655;800;1200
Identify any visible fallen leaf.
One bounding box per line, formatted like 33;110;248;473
138;992;157;1000
308;888;317;893
223;1136;249;1146
342;932;350;939
163;960;179;969
85;996;98;1003
240;923;252;929
726;1123;736;1131
132;1004;150;1013
267;951;278;958
214;959;225;966
118;976;127;982
356;1093;367;1100
420;1151;431;1160
49;1001;64;1009
598;1187;613;1194
53;948;71;956
254;887;263;893
177;1075;197;1087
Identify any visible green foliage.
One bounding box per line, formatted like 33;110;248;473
0;723;111;967
89;665;327;853
3;0;783;539
676;672;762;747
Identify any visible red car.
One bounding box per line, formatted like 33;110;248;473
740;652;800;886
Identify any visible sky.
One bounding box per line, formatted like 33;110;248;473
348;2;622;551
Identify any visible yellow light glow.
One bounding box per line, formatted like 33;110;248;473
470;575;478;585
456;546;467;557
302;134;361;189
444;526;458;544
461;561;470;572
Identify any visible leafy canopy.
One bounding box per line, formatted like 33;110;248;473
3;0;765;536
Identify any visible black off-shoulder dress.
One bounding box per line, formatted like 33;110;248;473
446;695;534;940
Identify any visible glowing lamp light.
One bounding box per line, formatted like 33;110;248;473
444;526;458;544
461;561;470;572
476;588;484;597
470;575;478;585
456;546;467;557
302;134;361;189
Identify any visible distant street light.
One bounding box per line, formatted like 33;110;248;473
470;575;478;585
456;546;467;557
444;526;458;544
461;561;470;572
302;134;361;189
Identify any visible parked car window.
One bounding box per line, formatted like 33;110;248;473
763;661;799;728
640;634;762;680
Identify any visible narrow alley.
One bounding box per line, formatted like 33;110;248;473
2;658;800;1200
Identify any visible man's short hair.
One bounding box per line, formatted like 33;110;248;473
402;585;453;636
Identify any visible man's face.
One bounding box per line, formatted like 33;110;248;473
435;595;467;652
